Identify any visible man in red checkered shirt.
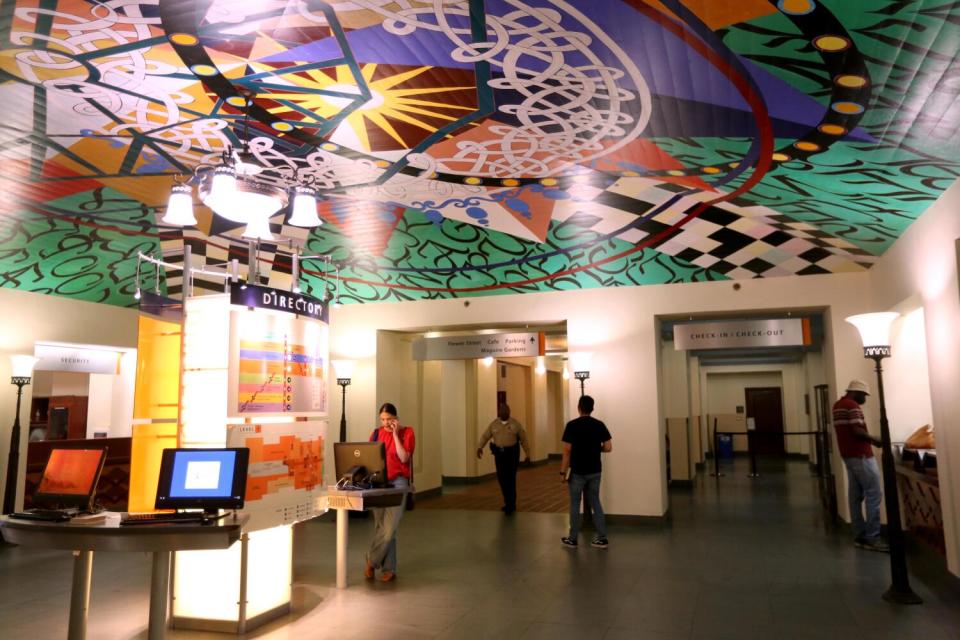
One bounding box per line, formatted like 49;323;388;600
832;380;888;553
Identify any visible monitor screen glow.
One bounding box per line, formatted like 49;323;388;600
333;441;387;485
34;448;107;510
155;448;249;511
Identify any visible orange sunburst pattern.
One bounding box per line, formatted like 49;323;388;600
255;62;478;152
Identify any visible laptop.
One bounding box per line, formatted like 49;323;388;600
10;448;107;521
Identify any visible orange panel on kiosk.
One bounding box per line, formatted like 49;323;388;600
133;314;181;421
128;422;178;512
130;313;182;511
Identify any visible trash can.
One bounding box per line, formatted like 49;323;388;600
717;433;734;459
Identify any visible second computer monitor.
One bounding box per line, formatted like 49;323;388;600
34;448;107;511
155;448;249;512
334;441;387;486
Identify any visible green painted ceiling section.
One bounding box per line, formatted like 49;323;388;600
0;0;957;307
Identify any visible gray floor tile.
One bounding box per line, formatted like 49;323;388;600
1;459;959;640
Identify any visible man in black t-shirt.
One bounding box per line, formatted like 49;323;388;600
559;395;612;548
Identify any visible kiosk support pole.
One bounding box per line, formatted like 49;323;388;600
68;550;93;640
148;552;170;640
336;508;348;588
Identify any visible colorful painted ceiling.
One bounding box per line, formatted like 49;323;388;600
1;0;958;306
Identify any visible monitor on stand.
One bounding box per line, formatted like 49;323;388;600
33;448;108;513
154;448;249;515
333;441;387;487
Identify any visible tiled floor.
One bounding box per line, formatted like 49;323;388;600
2;458;959;639
417;462;567;512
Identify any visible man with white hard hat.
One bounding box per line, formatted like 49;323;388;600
832;379;888;552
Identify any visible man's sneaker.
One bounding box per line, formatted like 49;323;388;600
561;536;578;548
855;537;890;553
590;536;609;549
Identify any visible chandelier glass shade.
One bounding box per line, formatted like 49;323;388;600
164;145;322;237
289;186;321;227
162;183;197;226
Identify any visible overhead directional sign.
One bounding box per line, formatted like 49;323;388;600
412;332;543;360
674;318;810;350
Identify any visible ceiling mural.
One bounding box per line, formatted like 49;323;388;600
1;0;958;306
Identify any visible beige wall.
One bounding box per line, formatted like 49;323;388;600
660;340;689;418
33;371;89;396
547;370;564;455
473;360;498;476
885;306;934;440
0;288;139;509
865;178;960;574
440;360;469;478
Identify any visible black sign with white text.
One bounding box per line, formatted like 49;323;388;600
230;283;328;322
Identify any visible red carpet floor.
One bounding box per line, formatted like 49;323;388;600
417;462;568;513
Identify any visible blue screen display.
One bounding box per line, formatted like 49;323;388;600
168;450;236;498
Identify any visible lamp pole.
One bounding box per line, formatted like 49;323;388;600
867;348;921;604
337;378;351;442
574;371;589;397
570;370;592;525
3;376;30;515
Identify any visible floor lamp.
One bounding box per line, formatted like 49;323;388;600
332;360;355;443
570;351;593;398
3;355;38;515
846;312;922;605
573;370;589;397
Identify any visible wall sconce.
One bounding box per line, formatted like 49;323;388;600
846;311;920;605
482;356;494;367
535;356;546;375
4;355;39;514
332;359;356;443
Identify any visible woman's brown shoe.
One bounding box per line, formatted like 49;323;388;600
379;571;396;582
364;563;375;580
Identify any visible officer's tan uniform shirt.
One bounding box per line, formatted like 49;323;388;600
477;417;530;456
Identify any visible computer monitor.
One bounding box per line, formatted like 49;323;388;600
155;448;249;513
334;441;387;486
34;448;107;511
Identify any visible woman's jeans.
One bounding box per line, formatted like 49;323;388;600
568;472;607;539
367;476;409;572
843;456;882;540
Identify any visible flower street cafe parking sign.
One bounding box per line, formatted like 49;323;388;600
412;332;543;360
673;319;811;350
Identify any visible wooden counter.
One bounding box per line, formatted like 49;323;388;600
895;459;943;556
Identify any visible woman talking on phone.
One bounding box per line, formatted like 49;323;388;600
365;402;415;582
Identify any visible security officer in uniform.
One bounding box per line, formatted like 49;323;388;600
476;403;531;514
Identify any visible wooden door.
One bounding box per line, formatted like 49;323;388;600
745;387;785;455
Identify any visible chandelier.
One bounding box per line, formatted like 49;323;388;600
161;93;322;240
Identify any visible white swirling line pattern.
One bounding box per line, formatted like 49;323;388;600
7;0;238;167
6;1;648;211
350;0;652;177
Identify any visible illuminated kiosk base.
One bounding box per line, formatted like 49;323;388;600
171;525;292;634
324;487;410;589
171;294;323;634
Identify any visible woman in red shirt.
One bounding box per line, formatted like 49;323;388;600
365;402;415;582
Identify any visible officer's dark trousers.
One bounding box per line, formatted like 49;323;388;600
494;443;520;512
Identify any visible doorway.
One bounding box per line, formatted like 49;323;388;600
745;387;785;456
